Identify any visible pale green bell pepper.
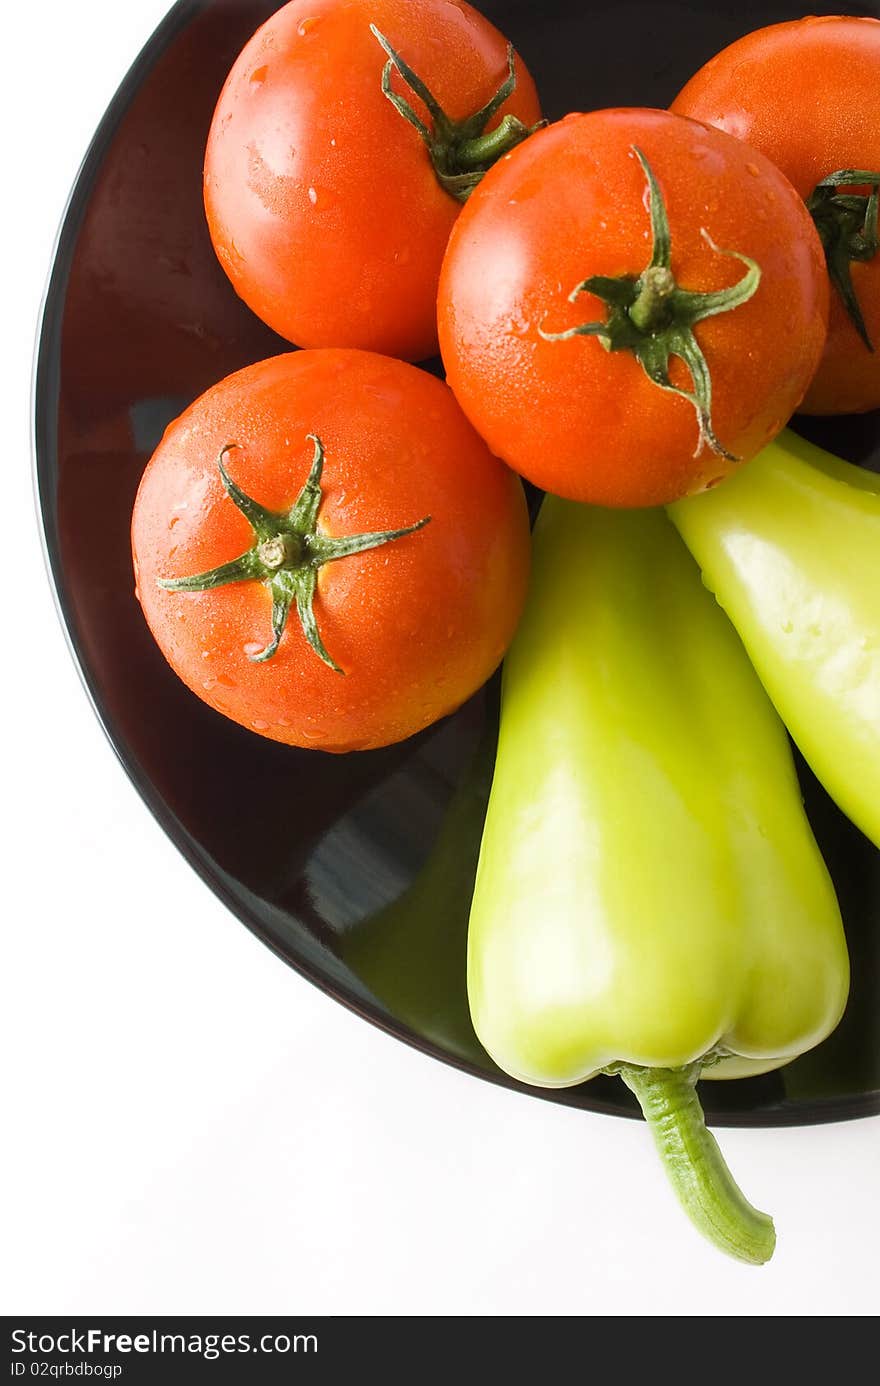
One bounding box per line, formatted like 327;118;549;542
670;429;880;849
468;499;849;1264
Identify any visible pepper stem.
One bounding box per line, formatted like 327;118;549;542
619;1063;776;1265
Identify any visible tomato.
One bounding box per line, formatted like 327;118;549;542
203;0;541;363
437;108;828;508
672;16;880;415
131;350;530;752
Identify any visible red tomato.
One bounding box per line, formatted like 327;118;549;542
672;16;880;415
131;350;530;752
437;108;828;508
203;0;541;363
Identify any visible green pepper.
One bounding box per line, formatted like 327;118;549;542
467;499;849;1264
669;429;880;849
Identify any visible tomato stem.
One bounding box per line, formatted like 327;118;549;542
158;437;431;671
539;148;761;461
628;265;676;332
454;114;528;172
371;25;542;202
257;532;303;570
618;1062;776;1265
807;169;880;351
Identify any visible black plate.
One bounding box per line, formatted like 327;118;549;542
34;0;880;1125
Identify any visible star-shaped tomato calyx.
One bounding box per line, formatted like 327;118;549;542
158;436;431;672
540;147;762;461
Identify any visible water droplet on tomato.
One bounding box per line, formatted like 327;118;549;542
217;674;237;689
297;16;319;36
250;65;268;86
308;186;318;205
252;718;269;731
505;308;531;336
202;678;217;691
169;515;180;530
243;640;263;658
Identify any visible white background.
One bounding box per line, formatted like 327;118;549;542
3;0;878;1317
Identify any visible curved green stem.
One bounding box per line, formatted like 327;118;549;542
619;1063;776;1266
807;168;880;350
371;26;541;203
455;114;532;172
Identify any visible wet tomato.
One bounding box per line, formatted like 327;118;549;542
203;0;541;362
673;15;880;415
131;350;530;752
438;108;828;508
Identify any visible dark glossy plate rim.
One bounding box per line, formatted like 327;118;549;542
32;0;880;1130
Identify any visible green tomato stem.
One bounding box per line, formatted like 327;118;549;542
619;1063;776;1266
807;168;880;351
158;437;430;670
371;26;541;203
538;147;760;462
454;113;533;173
627;265;676;332
257;532;303;571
